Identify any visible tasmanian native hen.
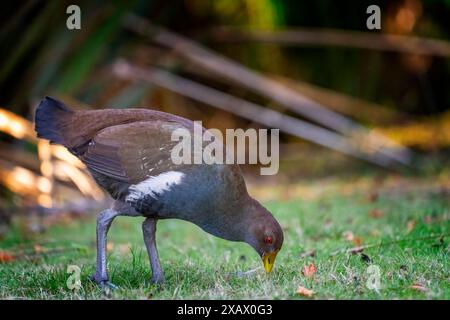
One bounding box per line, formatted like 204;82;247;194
34;96;283;287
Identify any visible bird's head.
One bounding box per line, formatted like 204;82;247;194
242;198;284;273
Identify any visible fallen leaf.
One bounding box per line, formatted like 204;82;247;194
34;244;47;254
352;237;362;246
411;282;428;292
296;285;314;297
368;209;384;219
302;262;316;279
343;231;362;246
343;231;355;241
407;220;416;233
0;251;15;263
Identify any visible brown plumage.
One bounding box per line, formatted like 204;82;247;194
35;97;283;286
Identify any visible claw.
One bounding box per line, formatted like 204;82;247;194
100;281;119;290
89;274;119;290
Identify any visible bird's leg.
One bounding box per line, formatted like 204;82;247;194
91;208;119;289
142;218;165;284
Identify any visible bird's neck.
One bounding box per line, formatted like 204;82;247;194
193;195;256;243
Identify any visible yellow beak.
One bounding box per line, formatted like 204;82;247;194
262;250;279;273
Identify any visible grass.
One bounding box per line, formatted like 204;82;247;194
0;177;449;299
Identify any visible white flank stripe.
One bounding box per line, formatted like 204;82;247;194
126;171;184;202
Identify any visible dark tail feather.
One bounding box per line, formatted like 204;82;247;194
34;96;74;145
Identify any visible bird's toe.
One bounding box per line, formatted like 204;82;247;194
89;273;105;283
151;274;165;286
89;274;118;290
101;281;119;290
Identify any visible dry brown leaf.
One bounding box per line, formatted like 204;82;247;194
302;262;316;279
0;251;15;263
352;237;362;246
34;244;47;254
296;285;314;297
407;220;416;233
343;231;362;246
369;209;384;219
343;231;354;241
411;282;428;292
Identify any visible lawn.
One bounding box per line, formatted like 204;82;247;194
0;175;449;299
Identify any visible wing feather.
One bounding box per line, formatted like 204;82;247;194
81;120;193;184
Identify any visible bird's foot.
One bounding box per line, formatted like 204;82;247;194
100;281;119;291
151;273;165;286
90;274;119;290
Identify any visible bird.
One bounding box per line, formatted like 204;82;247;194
34;96;283;287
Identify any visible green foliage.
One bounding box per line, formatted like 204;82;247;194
57;2;131;94
1;184;448;299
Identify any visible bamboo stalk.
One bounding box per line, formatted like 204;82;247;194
113;60;402;168
123;15;412;166
205;28;450;57
0;158;75;198
271;75;404;124
145;53;404;125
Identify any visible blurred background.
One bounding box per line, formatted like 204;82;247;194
0;0;449;239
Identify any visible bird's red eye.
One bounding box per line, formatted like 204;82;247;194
264;236;273;244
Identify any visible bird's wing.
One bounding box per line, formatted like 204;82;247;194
81;120;196;184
